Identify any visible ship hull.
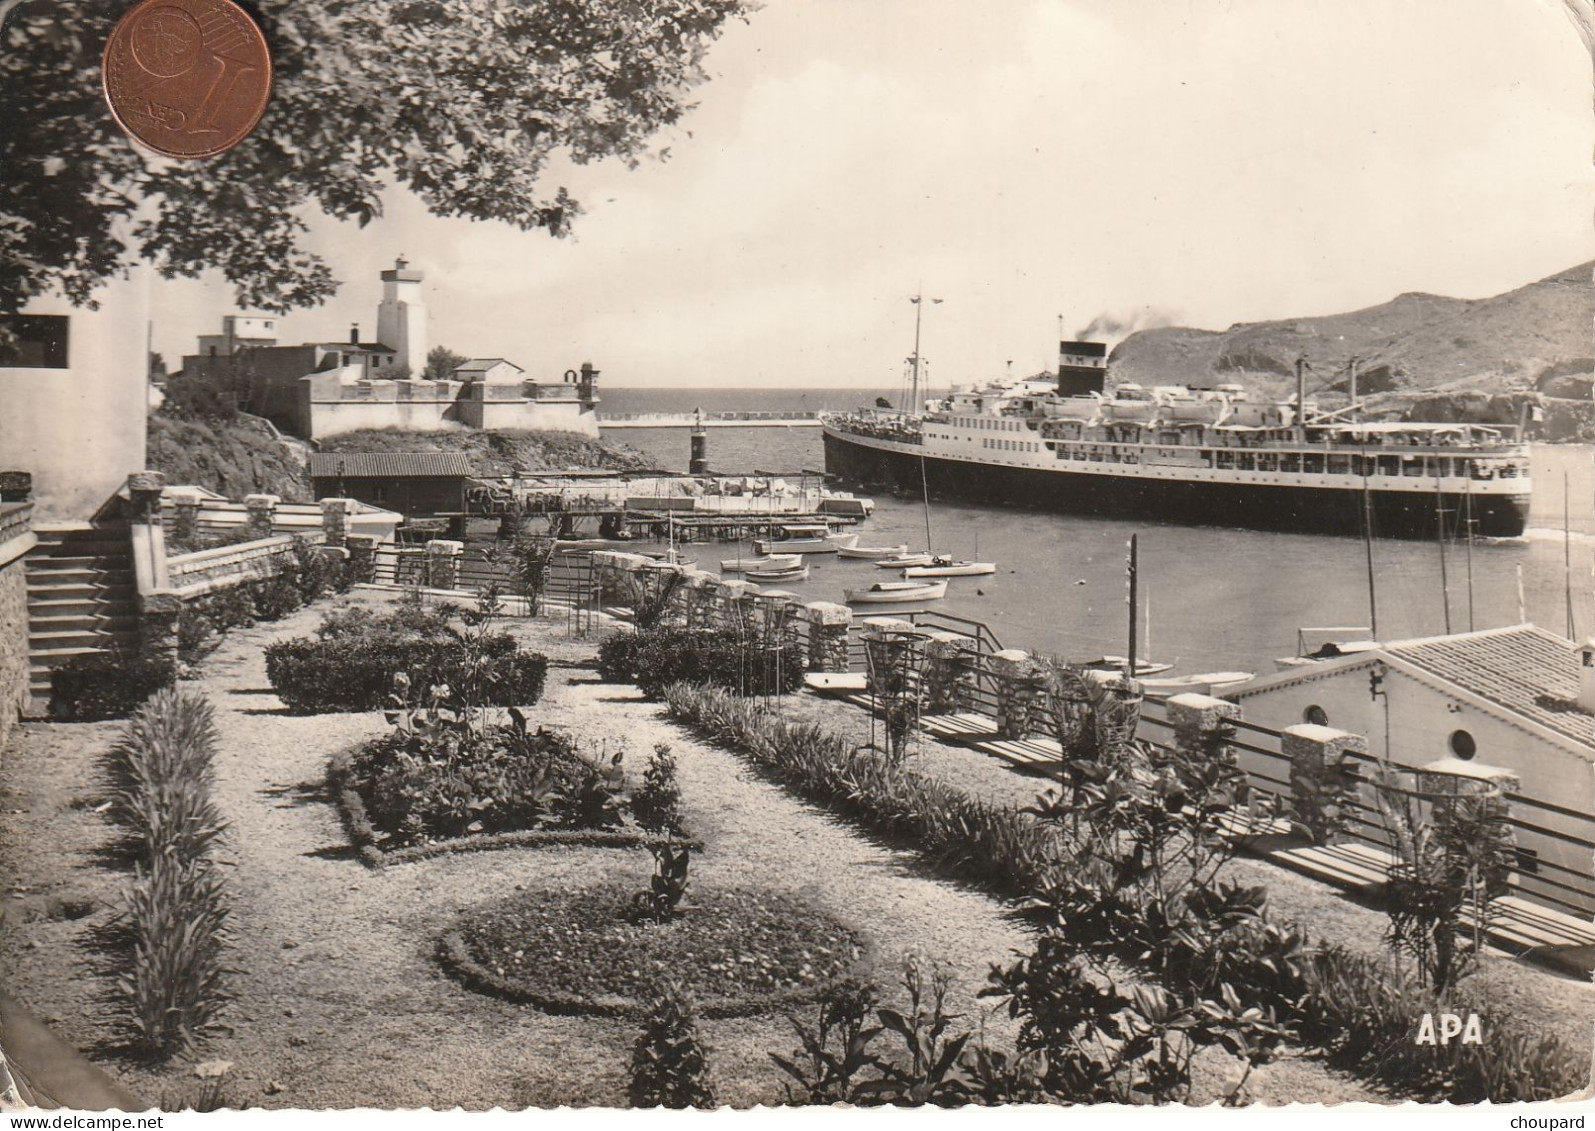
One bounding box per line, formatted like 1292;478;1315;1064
823;431;1530;539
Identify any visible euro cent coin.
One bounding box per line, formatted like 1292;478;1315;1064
102;0;272;159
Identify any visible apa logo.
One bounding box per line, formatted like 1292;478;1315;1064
1415;1012;1482;1046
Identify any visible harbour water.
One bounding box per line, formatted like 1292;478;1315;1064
599;389;1595;675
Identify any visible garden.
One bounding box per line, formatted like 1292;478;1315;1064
0;585;1589;1109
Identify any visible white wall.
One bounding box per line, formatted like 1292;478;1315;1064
1234;665;1595;913
0;267;151;521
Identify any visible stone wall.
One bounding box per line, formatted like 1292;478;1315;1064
0;502;37;751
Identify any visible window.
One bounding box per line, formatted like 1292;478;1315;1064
0;314;69;368
1513;846;1539;875
1449;729;1476;761
1303;705;1328;726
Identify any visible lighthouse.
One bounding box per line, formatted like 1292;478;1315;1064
376;255;427;374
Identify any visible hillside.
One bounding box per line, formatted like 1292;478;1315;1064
147;411;313;501
1109;262;1594;405
314;427;654;476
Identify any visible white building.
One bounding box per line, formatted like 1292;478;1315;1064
1227;624;1595;915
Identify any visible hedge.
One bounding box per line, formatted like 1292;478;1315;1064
264;633;547;714
599;627;805;700
50;652;176;722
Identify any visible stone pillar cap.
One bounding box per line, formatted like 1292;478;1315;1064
245;493;281;505
1283;723;1351;742
427;539;465;552
1166;691;1239;712
166;487;206;503
992;648;1031;663
1417;757;1518;784
804;601;852;624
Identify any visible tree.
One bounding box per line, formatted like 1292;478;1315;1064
0;0;749;315
424;345;470;380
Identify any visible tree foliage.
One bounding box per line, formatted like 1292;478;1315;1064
1;0;750;313
424;344;470;380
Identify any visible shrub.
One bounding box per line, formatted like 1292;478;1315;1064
632;743;685;836
106;689;226;864
250;574;304;621
596;630;642;683
264;634;546;714
120;855;230;1059
623;627;805;699
107;690;230;1060
49;652;174;722
629;983;717;1109
177;587;258;664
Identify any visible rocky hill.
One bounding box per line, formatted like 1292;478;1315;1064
1109;262;1594;410
148;411;313;501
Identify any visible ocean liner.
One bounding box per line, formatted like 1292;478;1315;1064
822;341;1532;538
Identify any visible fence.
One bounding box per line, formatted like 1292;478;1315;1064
1137;699;1595;916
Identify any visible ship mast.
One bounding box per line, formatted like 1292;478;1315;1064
908;290;941;414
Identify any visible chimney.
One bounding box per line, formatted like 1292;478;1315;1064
350;324;360;345
1579;639;1595;714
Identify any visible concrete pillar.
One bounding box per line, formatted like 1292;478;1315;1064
1166;692;1243;755
244;493;280;540
680;569;718;631
320;497;353;548
1089;672;1144;752
125;471;165;526
989;649;1042;740
0;471;32;503
1284;724;1367;845
714;579;752;631
167;487;203;545
426;539;464;589
345;534;379;585
803;601;853;673
1418;761;1520;836
921;631;975;715
137;590;182;671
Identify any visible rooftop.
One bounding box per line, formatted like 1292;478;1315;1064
307;452;475;479
454;358;524;374
1384;624;1593;749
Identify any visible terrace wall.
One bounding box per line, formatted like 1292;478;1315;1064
0;501;36;750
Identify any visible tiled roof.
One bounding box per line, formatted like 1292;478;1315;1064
1385;624;1594;749
453;358;523;373
307;452;475;479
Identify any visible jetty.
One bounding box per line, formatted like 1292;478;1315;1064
597;410;822;428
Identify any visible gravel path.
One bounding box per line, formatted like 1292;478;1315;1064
1;592;1390;1107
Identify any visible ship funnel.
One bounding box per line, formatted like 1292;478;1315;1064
1058;340;1108;398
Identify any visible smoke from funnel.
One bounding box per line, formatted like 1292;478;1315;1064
1076;307;1180;343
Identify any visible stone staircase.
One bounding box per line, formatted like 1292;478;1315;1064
24;523;138;712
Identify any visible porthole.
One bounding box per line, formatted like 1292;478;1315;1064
1303;705;1328;726
1449;729;1476;761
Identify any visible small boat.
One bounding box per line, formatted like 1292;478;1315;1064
844;578;949;604
754;524;858;554
874;551;942;569
1081;656;1175;677
720;553;801;573
902;559;996;578
1140;671;1255;696
838;542;908;560
744;562;810;582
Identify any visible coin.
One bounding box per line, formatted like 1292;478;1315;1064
102;0;272;159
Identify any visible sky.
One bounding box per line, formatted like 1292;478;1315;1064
150;0;1595;389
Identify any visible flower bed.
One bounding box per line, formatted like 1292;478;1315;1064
329;722;637;860
439;881;868;1018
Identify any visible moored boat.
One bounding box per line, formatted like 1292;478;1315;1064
753;524;859;554
1139;670;1255;696
902;559;997;578
874;551;943;568
821;335;1533;538
1081;656;1175;677
720;553;801;573
844;578;949;604
838;542;908;559
744;562;811;582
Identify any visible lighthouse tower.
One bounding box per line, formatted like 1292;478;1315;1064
376;255;427;374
